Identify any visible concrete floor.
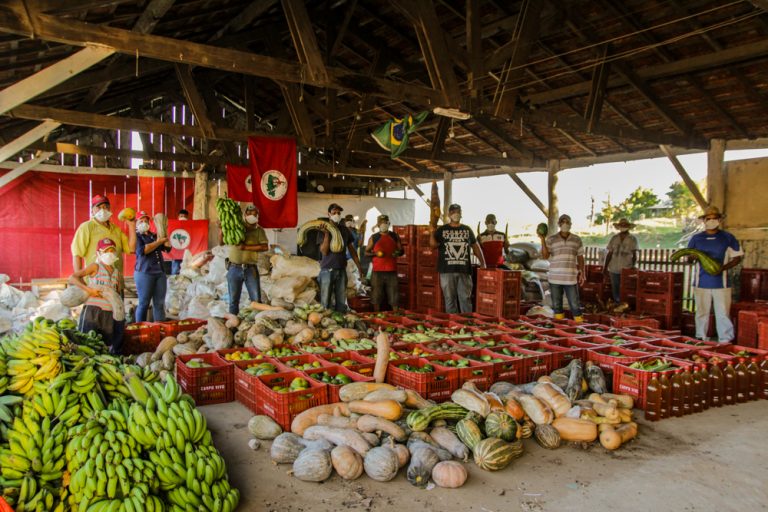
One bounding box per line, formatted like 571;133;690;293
202;400;768;512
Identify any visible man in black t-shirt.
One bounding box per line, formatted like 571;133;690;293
430;204;487;313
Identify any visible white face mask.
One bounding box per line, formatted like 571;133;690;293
619;228;630;233
245;215;258;225
486;222;496;230
379;223;390;232
99;252;118;266
560;223;571;234
449;213;461;223
94;209;112;222
330;214;342;223
705;219;720;230
137;222;150;234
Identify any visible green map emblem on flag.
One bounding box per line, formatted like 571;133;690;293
371;111;429;159
261;170;288;201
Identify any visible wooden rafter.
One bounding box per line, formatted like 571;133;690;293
466;0;483;99
329;0;358;58
0;120;60;162
299;161;438;180
473;114;534;160
281;0;328;84
508;173;547;217
278;82;315;147
210;0;277;42
584;46;610;133
356;142;547;170
174;64;216;139
659;145;708;210
431;117;451;159
28;140;233;166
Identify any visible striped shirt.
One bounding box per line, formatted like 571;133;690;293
545;233;584;285
84;263;121;311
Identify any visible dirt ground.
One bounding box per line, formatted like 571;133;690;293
201;400;768;512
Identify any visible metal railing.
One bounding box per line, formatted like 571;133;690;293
584;246;696;311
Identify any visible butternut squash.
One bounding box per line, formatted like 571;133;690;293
483;392;505;412
333;328;360;340
290;403;350;436
307;311;323;327
551;417;598;442
356;415;407;442
532;382;572;417
588;393;608;404
316;414;358;429
331;445;364;480
250;301;285;311
373;330;391;383
293;327;315;344
504;397;525;421
302;425;371;456
580;409;621;425
363;388;408;403
516;395;554;425
348;399;403;421
339;382;396;402
601;393;634;409
404;389;433;409
599;422;638;450
450;388;490;417
618;408;633;423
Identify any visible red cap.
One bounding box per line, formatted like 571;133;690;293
91;194;109;207
97;238;116;251
137;210;150;220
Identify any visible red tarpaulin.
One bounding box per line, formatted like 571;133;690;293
0;170;194;283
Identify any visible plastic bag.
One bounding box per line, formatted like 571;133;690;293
509;242;540;260
60;286;89;307
98;287;125;321
270;254;320;280
207;300;230;318
526;305;554;318
35;301;72;322
184;294;214;319
205;317;233;351
268;276;312;303
0;282;24;309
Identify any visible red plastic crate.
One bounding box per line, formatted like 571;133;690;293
418;270;440;288
490;345;553;381
215;347;263;364
386;358;459;402
278;354;336;371
543;338;601;360
232;358;286;413
123;322;162;355
393;224;416;245
398;244;417;266
620;268;639;291
396;263;413;283
637;292;683;316
391;342;440;358
425;353;494;391
415;285;444;313
760;320;768;350
737;309;768;347
450;312;500;322
594;332;648;346
638;271;684;295
475;292;520;318
303;365;374;403
255;371;328;430
158;318;206;338
636;340;693;357
463;349;526;384
344;363;376;379
536;326;601;338
175;353;234;405
662;335;723;349
415;225;432;247
299;342;344;355
710;344;768;359
586;346;649;374
348;295;373;313
540;342;583;369
417;247;438;268
613;356;693;409
604;314;663;330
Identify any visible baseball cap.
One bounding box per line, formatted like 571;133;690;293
97;238;116;251
344;214;354;221
377;214;390;223
328;203;344;213
558;214;572;224
485;214;497;223
245;204;258;213
91;195;109;208
448;204;461;212
137;210;150;220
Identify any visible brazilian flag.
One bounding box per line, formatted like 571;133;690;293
371;111;429;159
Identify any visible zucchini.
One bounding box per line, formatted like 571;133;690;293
670;248;722;275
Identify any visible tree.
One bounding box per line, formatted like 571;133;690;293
595;187;659;224
667;181;702;218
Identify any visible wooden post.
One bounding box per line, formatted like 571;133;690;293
193;170;208;220
707;138;726;212
443;171;453;223
547;160;560;234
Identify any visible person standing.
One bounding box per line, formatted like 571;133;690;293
603;218;639;303
68;238;124;354
318;203;363;312
430;204;487;313
478;213;509;267
365;214;402;311
170;208;189;275
688;206;743;342
221;204;268;315
539;214;586;322
134;211;171;322
344;214;360;261
71;195;136;278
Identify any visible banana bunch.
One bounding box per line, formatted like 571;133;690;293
165;476;240;512
0;395;23;441
4;325;64;395
0;347;7;394
297;219;345;253
127;384;209;449
216;197;246;245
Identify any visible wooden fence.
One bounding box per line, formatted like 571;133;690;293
584;246;696;311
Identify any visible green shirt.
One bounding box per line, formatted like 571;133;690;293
228;226;268;265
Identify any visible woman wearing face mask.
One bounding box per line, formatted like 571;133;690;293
68;238;125;353
71;194;136;280
603;218;639;303
221;204;269;315
478;213;509;267
365;214;403;311
134;211;171;322
539;214;585;323
687;206;743;342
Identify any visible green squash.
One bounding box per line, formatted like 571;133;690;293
473;437;516;471
534;424;561;450
484;412;517;442
536;223;549;237
456;418;484;451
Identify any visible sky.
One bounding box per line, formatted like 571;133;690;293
402;148;768;234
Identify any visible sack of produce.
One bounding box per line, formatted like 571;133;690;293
206;316;233;350
270;254;320;280
269;276;313;303
59;286;89;307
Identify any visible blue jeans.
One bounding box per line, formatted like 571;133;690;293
134;271;167;322
170;259;182;275
550;283;582;317
439;273;473;314
227;265;261;315
319;268;348;312
609;272;621;303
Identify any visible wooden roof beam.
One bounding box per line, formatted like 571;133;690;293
431;117;450;159
174;64;216;139
0;120;60;162
355;142;546;170
299;161;439;180
281;0;328;84
557;128;596;157
279;82;316;147
210;0;277;42
749;1;768;13
659;144;708;210
0;7;445;107
584;46;610;133
508;173;547;217
466;0;483;99
29;140;233;166
472;114;535;160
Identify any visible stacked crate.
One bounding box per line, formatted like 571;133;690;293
740;268;768;301
619;268;638;308
475;269;522;318
394;225;417;310
636;270;683;329
579;264;612;304
412;225;444;313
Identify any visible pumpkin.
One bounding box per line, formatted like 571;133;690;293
348;399;402;421
363;388;408;403
271;433;332;464
519;418;535;439
407;433;453;461
290;403;350;436
307;312;323;327
292;449;333;482
363;446;400;482
431;461;468;489
472;437;516;471
406;443;440;487
302;425;371;456
483;412;517;442
456;418;484;451
504;397;525;421
247;415;282;440
331;445;363;480
333;328;360;340
551;418;598;442
451;388;490;417
391;443;410;468
508;438;524;460
489;381;515;396
534;424;561;449
357;415;407;442
517;395;554;425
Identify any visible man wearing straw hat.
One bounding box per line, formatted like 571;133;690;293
603;218;639;303
687;206;743;342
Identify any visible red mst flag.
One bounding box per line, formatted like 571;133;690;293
225;164;253;202
166;220;209;260
248;136;298;229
